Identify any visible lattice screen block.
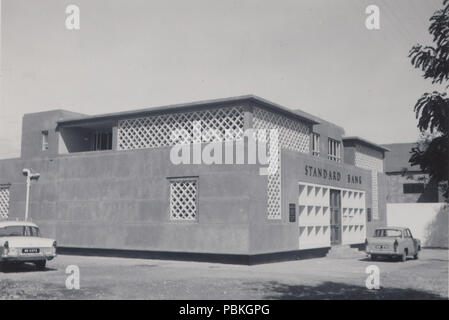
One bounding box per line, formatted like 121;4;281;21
0;187;10;219
267;157;281;220
169;180;198;221
118;107;244;150
252;107;310;153
253;107;311;220
355;151;383;220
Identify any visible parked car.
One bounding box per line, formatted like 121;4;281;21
365;227;421;262
0;220;57;270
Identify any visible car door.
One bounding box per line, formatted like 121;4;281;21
407;229;418;254
403;229;414;254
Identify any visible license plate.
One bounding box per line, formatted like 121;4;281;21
376;245;388;249
22;248;40;254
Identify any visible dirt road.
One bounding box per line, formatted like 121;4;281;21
0;249;447;299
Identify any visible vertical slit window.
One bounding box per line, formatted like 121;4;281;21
328;138;341;162
42;130;49;151
312;133;320;156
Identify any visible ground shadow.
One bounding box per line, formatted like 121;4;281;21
0;262;57;274
258;281;445;300
358;257;411;263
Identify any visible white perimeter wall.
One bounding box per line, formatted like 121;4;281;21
386;203;448;248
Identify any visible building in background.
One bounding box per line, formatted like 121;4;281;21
381;142;447;248
382;143;443;203
0;95;389;263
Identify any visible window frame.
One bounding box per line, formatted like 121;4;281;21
167;176;199;223
327;138;341;162
312;133;320;157
403;183;425;194
41;130;49;151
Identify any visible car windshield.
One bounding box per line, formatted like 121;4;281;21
374;229;402;237
0;226;41;237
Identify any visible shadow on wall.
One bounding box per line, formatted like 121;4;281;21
424;205;449;248
259;281;445;300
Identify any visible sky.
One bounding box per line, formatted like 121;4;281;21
0;0;445;159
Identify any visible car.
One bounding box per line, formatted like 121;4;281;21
365;227;421;262
0;220;57;271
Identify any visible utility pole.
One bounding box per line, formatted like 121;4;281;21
22;169;40;221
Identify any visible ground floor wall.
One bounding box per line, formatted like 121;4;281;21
248;150;386;254
0;148;258;255
0;146;387;258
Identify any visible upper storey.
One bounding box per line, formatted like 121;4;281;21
342;136;390;173
20;95;322;159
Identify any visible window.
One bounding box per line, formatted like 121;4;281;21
327;138;341;162
289;203;296;223
169;178;198;221
92;132;112;151
403;183;425;194
312;133;320;156
374;229;402;237
367;208;372;222
42;130;49;151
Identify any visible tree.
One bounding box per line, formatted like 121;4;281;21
409;0;449;200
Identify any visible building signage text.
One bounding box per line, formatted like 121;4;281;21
305;165;362;184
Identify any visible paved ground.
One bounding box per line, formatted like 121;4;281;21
0;249;447;300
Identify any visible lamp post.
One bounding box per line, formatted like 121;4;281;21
22;169;40;221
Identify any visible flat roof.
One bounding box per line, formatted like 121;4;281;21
342;136;390;153
293;109;345;133
56;95;320;127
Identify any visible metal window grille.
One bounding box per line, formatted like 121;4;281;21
169;179;198;221
312;133;320;156
117;106;244;150
92;132;112;151
327;138;341;162
0;186;10;219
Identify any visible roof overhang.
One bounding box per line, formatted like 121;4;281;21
342;136;390;153
56;95;320;128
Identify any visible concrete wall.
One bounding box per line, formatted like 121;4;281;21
0;146;259;254
367;172;388;237
247;150;375;254
387;203;448;248
21;110;85;159
312;120;345;160
385;173;440;203
1;106;389;257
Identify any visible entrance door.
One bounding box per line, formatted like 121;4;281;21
330;189;341;245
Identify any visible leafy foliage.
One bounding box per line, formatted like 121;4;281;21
409;0;449;200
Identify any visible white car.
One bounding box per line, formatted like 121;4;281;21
0;220;57;270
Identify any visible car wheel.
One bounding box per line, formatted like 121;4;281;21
35;260;46;270
401;250;407;262
413;251;419;260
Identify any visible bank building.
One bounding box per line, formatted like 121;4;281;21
0;95;390;264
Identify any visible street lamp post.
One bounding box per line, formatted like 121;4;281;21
22;169;40;221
